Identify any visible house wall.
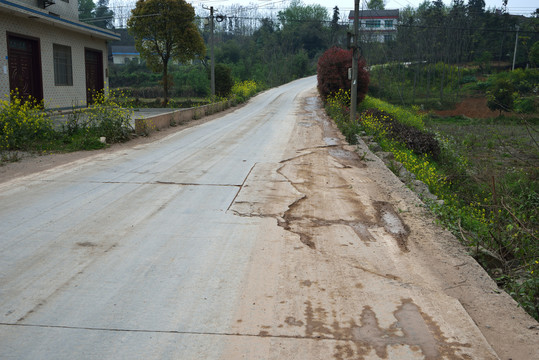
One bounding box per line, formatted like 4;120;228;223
18;0;79;20
0;12;109;109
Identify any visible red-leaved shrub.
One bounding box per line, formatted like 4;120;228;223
317;46;369;104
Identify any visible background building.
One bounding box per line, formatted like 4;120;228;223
348;9;399;43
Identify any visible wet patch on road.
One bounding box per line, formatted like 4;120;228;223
374;201;410;252
294;298;471;359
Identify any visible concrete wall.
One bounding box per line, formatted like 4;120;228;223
135;100;233;135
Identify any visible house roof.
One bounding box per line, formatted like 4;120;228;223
348;9;399;19
111;45;139;55
0;0;120;41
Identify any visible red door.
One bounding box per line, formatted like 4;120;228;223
7;34;43;102
85;49;104;105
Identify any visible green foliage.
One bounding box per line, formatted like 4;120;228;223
0;93;54;151
231;80;263;103
366;0;385;10
0;91;134;161
514;97;536;114
128;0;206;104
67;91;134;143
94;0;114;29
529;41;539;67
78;0;96;22
323;89;361;144
486;79;515;114
360;96;425;129
211;64;234;97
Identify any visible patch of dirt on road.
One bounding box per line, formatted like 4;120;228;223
226;91;538;360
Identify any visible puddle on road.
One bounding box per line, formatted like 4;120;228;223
374;201;410;252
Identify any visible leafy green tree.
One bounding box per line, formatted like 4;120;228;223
278;0;329;58
94;0;114;29
78;0;96;22
366;0;385;10
128;0;206;105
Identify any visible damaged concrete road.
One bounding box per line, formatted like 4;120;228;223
0;77;537;359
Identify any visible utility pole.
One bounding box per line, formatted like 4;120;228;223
512;25;519;71
203;5;216;97
350;0;360;123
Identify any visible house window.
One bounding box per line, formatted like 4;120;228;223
53;44;73;86
365;20;381;28
385;20;394;28
384;34;394;42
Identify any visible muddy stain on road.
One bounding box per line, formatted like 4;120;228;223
299;298;471;360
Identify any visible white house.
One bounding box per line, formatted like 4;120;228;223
110;45;140;65
0;0;120;109
348;9;399;43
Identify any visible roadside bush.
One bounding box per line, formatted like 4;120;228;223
65;90;134;144
0;93;54;151
361;108;440;160
317;46;369;104
209;63;234;98
231;80;262;102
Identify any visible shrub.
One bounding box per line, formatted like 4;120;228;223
231;80;261;102
0;93;54;151
487;79;515;114
66;90;134;144
209;63;234;98
317;46;369;104
361;108;440;160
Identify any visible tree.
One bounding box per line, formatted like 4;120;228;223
78;0;96;22
366;0;385;10
317;47;369;104
128;0;206;105
94;0;115;29
278;0;329;58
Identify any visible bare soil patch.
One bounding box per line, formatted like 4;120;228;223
433;97;499;118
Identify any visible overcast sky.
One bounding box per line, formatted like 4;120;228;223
187;0;537;17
